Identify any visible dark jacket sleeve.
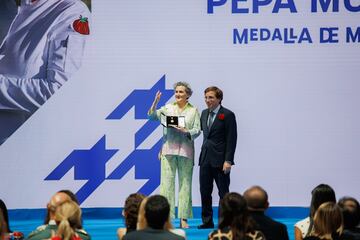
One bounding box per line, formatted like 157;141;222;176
224;110;237;165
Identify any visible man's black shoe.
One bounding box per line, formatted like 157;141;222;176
197;223;215;229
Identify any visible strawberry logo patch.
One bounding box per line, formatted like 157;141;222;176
73;15;90;35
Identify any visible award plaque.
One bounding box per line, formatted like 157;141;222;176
160;113;185;128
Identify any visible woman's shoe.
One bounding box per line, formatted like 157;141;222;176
180;218;189;229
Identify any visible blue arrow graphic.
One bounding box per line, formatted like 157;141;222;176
107;139;162;195
105;75;173;195
106;74;173;121
44;135;118;204
45;75;173;203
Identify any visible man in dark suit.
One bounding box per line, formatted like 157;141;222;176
243;186;289;240
123;195;185;240
198;86;237;229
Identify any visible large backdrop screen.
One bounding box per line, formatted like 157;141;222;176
0;0;359;208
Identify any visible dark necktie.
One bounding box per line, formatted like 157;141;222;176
208;111;215;128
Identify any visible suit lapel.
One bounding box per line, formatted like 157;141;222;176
202;110;210;137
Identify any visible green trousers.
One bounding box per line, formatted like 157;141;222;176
160;154;193;219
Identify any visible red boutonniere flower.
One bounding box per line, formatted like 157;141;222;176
13;232;24;238
218;113;225;120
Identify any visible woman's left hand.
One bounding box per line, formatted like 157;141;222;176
172;125;188;134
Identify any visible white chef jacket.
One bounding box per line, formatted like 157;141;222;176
0;0;90;113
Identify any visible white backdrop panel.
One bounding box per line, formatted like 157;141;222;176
0;0;359;208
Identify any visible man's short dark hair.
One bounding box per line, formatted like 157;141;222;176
145;195;170;229
338;196;360;229
204;86;223;103
58;189;79;204
243;186;268;210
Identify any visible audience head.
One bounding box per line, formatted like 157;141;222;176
312;202;343;238
58;190;80;205
45;191;72;224
338;196;360;229
137;196;174;231
0;199;11;233
54;200;82;240
243;186;269;211
123;193;145;231
219;192;255;239
310;184;336;218
143;195;170;230
0;209;6;237
45;190;82;227
57;190;82;229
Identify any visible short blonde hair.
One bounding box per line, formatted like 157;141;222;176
312;202;343;239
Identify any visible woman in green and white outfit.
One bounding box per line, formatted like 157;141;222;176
148;82;201;228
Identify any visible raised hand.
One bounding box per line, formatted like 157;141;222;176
154;90;162;104
149;90;162;114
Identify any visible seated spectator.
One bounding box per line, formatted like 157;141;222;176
0;199;24;239
295;184;336;240
303;202;345;240
0;207;6;239
243;186;289;240
338;196;360;239
208;192;265;240
117;193;145;240
27;192;90;240
44;190;82;229
52;200;88;240
123;195;185;240
136;197;186;238
0;199;10;237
